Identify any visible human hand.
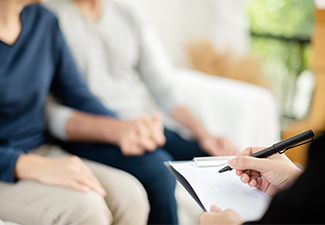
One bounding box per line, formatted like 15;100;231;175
15;154;106;196
199;205;243;225
116;112;166;156
199;134;238;156
228;147;303;197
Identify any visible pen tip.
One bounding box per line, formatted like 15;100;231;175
218;166;232;174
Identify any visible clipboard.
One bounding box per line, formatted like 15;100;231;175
164;156;272;221
164;161;206;211
193;156;234;167
164;156;234;211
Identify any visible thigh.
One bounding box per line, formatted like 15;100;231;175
32;145;148;225
84;159;148;202
83;159;149;225
0;180;111;225
60;142;178;225
163;129;208;160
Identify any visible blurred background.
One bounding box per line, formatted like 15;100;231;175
122;0;315;123
119;0;324;168
249;0;315;122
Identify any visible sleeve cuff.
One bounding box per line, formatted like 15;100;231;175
0;149;25;183
46;100;74;140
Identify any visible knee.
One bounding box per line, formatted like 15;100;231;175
141;150;177;206
121;175;150;217
104;171;150;224
55;191;112;225
148;149;176;188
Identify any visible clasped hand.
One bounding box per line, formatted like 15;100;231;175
116;112;166;156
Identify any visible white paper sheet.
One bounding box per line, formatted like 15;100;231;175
170;160;272;222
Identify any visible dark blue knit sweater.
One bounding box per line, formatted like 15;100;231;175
0;4;116;183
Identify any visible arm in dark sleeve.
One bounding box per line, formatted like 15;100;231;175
0;147;26;183
50;19;117;118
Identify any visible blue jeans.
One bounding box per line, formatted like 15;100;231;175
59;129;207;225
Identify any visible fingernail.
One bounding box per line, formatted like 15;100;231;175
210;205;221;212
97;187;106;196
228;158;236;168
83;186;91;192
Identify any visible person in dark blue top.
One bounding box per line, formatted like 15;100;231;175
0;1;117;184
0;0;168;224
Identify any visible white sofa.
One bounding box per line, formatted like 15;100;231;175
0;221;19;225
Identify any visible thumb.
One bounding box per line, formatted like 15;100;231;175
210;205;221;213
153;112;163;128
152;112;166;145
228;156;271;173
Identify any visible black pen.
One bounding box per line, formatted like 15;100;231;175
218;129;315;173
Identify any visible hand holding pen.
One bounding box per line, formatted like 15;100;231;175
218;129;314;196
227;146;304;197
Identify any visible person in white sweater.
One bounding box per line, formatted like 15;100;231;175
45;0;238;224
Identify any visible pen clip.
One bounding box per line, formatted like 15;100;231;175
279;138;314;154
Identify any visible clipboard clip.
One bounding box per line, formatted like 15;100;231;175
193;156;234;167
279;137;314;154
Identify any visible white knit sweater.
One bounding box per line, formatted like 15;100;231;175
45;0;181;139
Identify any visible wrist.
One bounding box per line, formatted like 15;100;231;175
194;128;210;142
15;154;49;181
288;166;304;185
101;118;125;145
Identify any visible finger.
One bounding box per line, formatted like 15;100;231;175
120;130;146;156
122;143;145;156
248;179;258;187
210;205;222;212
75;174;106;197
229;155;271;173
152;114;166;146
72;163;107;197
65;178;91;193
239;170;261;187
240;173;251;184
153;122;166;146
237;147;266;158
152;112;163;130
249;170;261;180
136;119;159;150
228;158;237;168
132;144;147;155
144;114;166;147
137;117;152;138
84;172;106;196
236;169;244;176
76;160;104;188
139;135;157;151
